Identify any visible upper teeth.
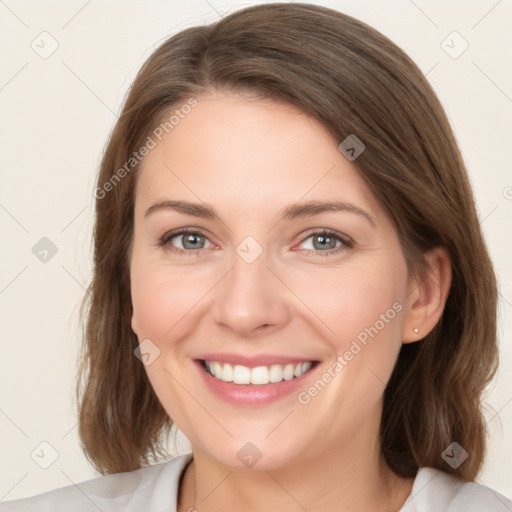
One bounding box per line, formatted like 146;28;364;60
205;361;313;385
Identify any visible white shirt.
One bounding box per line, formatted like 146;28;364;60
1;453;510;511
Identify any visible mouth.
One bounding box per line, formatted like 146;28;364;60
193;353;321;405
200;359;318;385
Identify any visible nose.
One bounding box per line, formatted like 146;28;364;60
211;249;291;339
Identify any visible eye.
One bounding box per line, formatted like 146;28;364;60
297;230;352;254
158;228;352;256
160;229;214;253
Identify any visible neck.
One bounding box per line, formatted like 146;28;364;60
178;424;414;512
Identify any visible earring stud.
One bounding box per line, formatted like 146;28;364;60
413;327;419;334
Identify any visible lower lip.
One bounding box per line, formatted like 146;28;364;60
195;361;317;406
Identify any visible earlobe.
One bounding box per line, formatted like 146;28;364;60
402;247;452;343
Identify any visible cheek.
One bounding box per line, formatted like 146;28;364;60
290;263;406;432
290;260;406;353
130;264;206;432
131;264;206;341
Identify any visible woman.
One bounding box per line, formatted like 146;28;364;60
2;3;510;511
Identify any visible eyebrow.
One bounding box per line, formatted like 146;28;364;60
279;200;376;227
144;199;376;227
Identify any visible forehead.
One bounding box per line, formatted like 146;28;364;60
135;93;386;224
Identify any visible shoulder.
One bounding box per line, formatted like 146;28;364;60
400;467;512;512
0;453;193;512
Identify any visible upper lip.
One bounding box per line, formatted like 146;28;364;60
195;353;319;368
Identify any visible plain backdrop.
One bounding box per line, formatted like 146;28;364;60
0;0;511;501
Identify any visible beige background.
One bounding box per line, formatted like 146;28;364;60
0;0;511;501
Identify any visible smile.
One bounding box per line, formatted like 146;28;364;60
202;360;315;385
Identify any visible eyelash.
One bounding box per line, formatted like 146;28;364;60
158;228;353;256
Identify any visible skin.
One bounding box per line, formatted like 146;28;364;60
130;91;452;512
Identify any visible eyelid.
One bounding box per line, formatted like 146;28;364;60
159;227;353;255
160;227;210;244
294;228;353;251
158;227;216;254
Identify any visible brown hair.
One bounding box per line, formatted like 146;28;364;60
76;2;498;479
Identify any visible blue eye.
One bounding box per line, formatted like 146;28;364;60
301;232;342;251
161;229;212;252
159;228;352;256
296;229;353;254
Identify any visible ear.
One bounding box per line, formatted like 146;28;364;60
402;247;452;343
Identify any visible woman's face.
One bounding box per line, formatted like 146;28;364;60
130;92;414;470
